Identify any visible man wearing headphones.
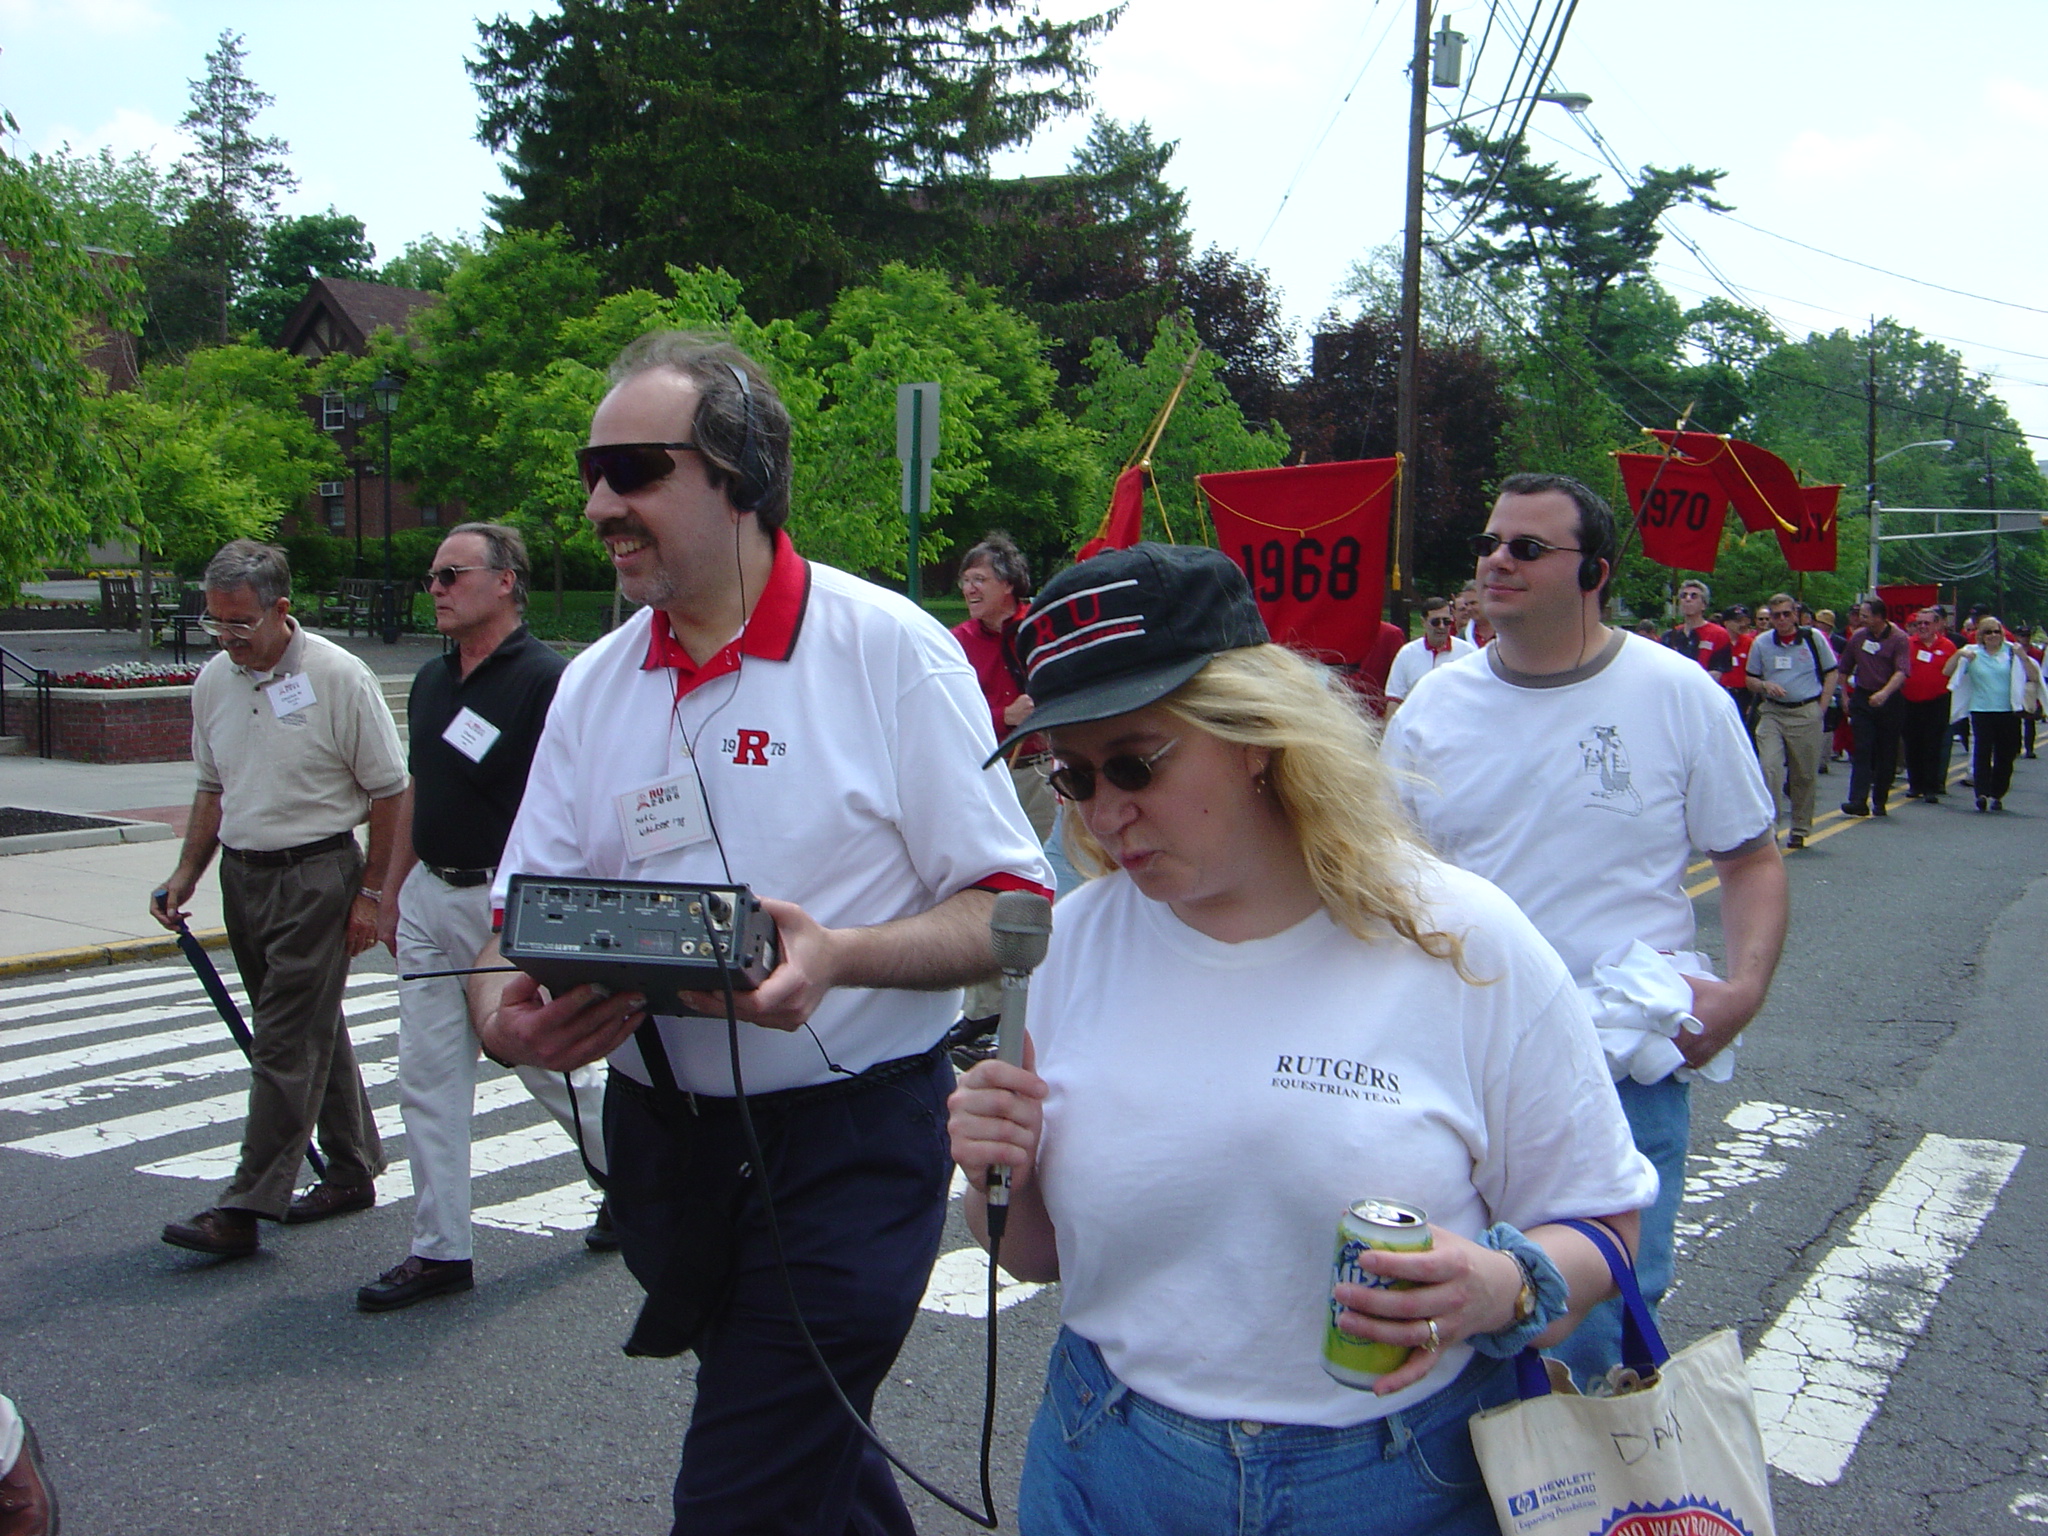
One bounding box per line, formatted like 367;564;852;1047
461;334;1051;1533
1382;472;1788;1389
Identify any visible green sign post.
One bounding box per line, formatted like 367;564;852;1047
896;382;940;603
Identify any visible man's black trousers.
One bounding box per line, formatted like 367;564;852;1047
1901;695;1954;798
1847;689;1907;811
604;1052;953;1536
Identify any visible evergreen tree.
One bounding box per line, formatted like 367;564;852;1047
155;30;297;351
470;0;1115;313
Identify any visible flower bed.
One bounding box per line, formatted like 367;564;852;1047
49;663;202;690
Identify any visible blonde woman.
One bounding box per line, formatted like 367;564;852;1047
948;545;1656;1536
1943;615;2043;810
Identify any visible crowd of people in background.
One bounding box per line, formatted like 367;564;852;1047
1642;581;2045;833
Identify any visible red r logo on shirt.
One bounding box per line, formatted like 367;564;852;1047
732;729;771;766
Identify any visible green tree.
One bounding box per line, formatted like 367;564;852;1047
377;234;473;293
21;144;185;257
0;128;144;594
154;29;296;351
97;344;343;571
470;0;1115;314
235;208;376;342
1074;317;1289;550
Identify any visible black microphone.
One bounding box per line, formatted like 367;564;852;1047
985;890;1053;1223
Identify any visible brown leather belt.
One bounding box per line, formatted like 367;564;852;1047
220;832;354;867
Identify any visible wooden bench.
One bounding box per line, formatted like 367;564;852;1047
323;577;419;636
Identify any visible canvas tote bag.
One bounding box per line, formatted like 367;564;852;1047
1468;1219;1778;1536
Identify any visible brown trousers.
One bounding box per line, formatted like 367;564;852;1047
217;843;384;1218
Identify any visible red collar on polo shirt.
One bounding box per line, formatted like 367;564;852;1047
641;529;812;699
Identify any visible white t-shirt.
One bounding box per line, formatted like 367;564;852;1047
1384;632;1477;702
1031;864;1658;1428
496;559;1051;1094
1381;631;1775;985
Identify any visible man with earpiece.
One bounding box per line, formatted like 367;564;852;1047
460;333;1053;1535
1382;472;1788;1393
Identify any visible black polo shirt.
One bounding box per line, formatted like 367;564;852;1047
408;625;567;871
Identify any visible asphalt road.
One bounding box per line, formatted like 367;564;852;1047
2;746;2044;1533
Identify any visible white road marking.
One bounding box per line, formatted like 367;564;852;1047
130;1074;547;1183
919;1247;1047;1317
0;1017;399;1114
4;1060;402;1157
473;1181;602;1236
0;969;392;1033
1673;1101;1838;1275
1748;1132;2024;1486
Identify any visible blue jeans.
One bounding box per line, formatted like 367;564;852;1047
1021;1329;1516;1536
1548;1074;1688;1389
1043;807;1085;898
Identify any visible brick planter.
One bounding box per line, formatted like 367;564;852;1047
23;685;193;763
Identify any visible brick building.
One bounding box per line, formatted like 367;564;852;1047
276;277;462;545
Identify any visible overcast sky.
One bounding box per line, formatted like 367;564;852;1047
5;0;2044;464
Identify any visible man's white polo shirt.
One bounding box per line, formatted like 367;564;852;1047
496;532;1053;1094
1384;631;1476;703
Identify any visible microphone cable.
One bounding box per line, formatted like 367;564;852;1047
704;914;1007;1528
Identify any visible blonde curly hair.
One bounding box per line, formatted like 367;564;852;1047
1059;644;1473;975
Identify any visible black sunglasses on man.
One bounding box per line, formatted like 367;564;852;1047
576;441;701;496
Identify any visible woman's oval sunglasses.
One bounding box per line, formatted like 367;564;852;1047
1040;738;1179;801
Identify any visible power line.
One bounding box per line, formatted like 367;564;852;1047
1248;0;1396;259
1707;211;2048;318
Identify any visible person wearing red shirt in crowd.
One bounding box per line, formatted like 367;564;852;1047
951;531;1056;843
1354;618;1409;718
1721;605;1758;736
1899;609;1959;803
1660;579;1734;679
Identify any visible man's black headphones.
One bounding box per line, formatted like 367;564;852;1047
722;361;769;513
1579;550;1608;593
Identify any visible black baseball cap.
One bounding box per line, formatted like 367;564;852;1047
985;543;1269;765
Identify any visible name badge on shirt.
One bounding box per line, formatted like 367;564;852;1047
1771;656;1791;671
616;770;712;859
1916;649;1935;663
1862;638;1882;653
265;672;316;718
442;706;502;764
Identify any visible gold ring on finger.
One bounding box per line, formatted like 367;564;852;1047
1424;1317;1441;1352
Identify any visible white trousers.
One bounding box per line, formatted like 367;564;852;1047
0;1391;19;1478
396;865;606;1262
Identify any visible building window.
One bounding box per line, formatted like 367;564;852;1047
419;503;441;528
321;393;346;431
324;494;347;532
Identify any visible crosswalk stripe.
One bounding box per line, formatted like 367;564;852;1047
1748;1132;2024;1486
0;1003;398;1092
0;1017;399;1116
4;1059;402;1157
920;1247;1047;1318
473;1180;602;1236
130;1074;543;1183
0;969;393;1031
0;976;397;1057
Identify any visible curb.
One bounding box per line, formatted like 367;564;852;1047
0;927;231;980
0;821;176;857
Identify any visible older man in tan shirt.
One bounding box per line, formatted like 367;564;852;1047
150;540;407;1258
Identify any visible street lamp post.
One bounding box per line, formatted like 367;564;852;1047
1392;6;1588;626
372;370;401;644
1863;437;1954;594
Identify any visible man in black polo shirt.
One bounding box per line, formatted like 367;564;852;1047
358;523;608;1311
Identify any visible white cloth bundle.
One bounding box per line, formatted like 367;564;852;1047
1580;940;1734;1085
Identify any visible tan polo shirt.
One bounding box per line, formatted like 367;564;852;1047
192;621;408;852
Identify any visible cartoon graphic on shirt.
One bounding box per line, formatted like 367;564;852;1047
1579;724;1644;817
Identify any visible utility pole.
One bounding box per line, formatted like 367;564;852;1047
1392;0;1430;633
1865;322;1879;597
1987;436;2003;618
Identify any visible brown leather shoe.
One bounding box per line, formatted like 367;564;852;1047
161;1206;258;1257
0;1417;58;1536
356;1255;473;1312
284;1181;376;1224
